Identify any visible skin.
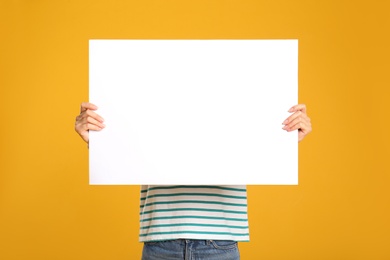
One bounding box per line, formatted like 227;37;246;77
282;104;312;142
75;102;312;143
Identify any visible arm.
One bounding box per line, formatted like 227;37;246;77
74;102;105;144
282;104;312;142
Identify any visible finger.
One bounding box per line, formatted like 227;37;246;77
283;114;310;130
286;116;312;133
286;120;308;132
282;110;305;125
87;115;105;129
76;109;104;124
288;104;307;114
80;102;98;113
283;111;310;130
75;117;104;134
85;109;104;123
85;123;104;131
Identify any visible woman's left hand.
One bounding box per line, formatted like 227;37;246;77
282;104;312;142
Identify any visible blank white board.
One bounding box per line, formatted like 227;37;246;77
89;40;298;185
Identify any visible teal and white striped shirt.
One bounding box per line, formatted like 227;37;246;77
139;185;249;242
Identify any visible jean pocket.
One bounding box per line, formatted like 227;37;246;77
210;240;238;250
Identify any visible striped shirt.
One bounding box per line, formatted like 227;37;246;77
139;185;249;242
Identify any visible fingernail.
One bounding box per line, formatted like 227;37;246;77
288;107;294;112
283;119;288;124
282;126;287;130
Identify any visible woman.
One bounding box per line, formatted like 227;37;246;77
75;102;311;260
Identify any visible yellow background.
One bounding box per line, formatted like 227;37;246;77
1;0;389;259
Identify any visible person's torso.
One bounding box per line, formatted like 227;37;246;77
139;185;249;242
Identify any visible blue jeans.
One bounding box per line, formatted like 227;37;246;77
142;239;240;260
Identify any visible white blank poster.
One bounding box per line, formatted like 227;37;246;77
89;40;298;185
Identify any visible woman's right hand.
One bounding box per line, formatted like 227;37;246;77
75;102;105;144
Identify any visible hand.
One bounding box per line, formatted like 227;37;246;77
282;104;312;142
75;102;105;143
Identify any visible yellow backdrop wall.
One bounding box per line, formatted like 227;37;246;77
1;0;389;259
